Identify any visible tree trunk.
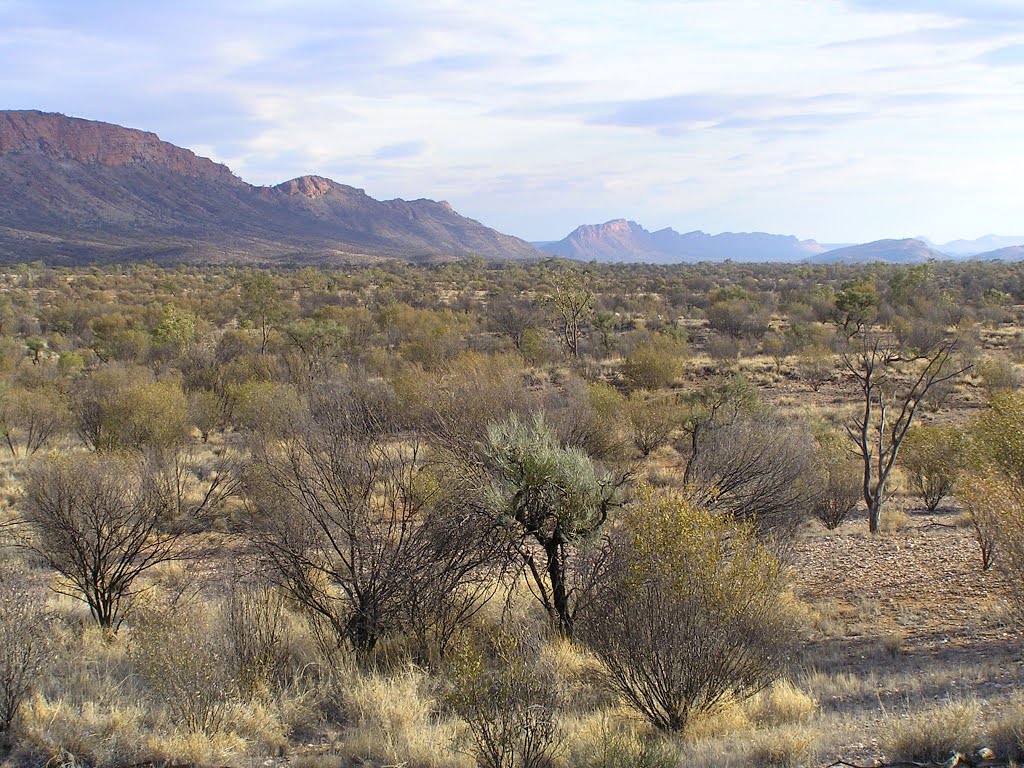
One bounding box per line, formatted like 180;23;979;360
867;497;882;534
546;539;572;638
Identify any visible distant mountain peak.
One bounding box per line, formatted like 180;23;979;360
540;219;823;263
275;175;347;199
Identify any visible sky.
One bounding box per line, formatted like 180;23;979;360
2;0;1023;244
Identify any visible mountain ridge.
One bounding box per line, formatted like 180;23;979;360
0;110;538;264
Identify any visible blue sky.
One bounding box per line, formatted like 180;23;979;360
2;0;1023;243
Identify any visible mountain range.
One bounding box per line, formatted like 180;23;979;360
536;221;1024;264
535;219;826;263
0;110;537;263
1;110;1022;266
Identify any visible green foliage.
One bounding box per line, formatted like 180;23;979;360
486;414;617;543
74;366;188;452
578;486;792;733
228;380;306;437
485;414;621;636
834;280;879;335
621;333;686;391
151;304;197;352
969;391;1024;486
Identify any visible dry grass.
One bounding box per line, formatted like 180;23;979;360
747;725;819;768
340;665;470;768
882;699;980;764
747;680;818;727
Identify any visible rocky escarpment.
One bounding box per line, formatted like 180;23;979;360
0;110;539;264
0;110;240;182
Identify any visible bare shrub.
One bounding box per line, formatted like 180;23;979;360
577;486;793;734
811;431;861;530
0;386;69;459
626;390;679;458
131;602;237;735
956;469;1006;572
795;347;834;392
225;580;292;693
21;453;184;629
446;627;562;768
0;568;50;739
899;423;965;511
248;389;499;657
682;415;817;541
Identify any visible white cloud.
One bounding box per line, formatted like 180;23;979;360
1;0;1022;242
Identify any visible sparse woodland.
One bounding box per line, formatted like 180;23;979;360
2;257;1024;767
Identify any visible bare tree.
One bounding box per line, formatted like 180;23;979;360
246;391;500;657
548;272;593;359
486;295;545;353
843;333;969;533
21;454;183;629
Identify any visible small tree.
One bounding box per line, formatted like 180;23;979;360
21;453;181;629
547;272;593;359
844;333;968;533
485;414;623;637
239;271;285;354
577;486;792;734
899;423;966;511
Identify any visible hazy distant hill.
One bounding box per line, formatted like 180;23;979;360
0;110;539;264
810;238;947;264
970;245;1024;261
538;219;824;263
928;235;1024;257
